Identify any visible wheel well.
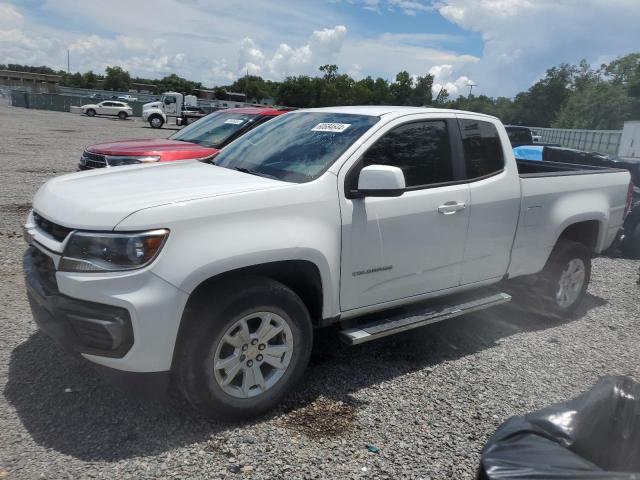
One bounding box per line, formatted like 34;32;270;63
557;220;600;252
184;261;324;325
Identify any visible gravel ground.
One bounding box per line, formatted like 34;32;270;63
1;102;640;479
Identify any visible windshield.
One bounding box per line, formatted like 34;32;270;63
213;112;380;183
170;111;258;148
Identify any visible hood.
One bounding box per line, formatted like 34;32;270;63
33;161;284;230
87;139;218;161
143;101;161;109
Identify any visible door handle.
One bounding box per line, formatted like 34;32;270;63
438;201;466;215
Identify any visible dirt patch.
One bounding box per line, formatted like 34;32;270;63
49;129;79;133
283;396;359;438
2;203;31;215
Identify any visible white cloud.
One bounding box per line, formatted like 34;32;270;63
436;0;640;96
345;0;433;16
0;2;22;28
238;25;347;79
429;63;474;96
337;32;477;90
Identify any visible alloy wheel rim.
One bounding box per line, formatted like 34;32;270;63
556;258;586;308
213;311;293;399
151;118;161;127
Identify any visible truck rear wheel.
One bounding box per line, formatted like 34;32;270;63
149;115;164;128
538;240;591;316
175;276;313;420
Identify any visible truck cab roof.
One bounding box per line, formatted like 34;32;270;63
299;105;499;120
222;107;287;117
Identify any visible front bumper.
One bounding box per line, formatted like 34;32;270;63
24;247;134;358
23;243;189;390
24;247;171;396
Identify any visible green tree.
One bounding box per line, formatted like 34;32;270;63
103;66;131;91
81;70;98;89
276;75;318;107
390;71;413;105
601;53;640;84
156;73;201;94
553;82;635;130
411;74;434;106
371;77;391;104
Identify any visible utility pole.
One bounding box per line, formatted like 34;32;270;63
468;83;477;96
67;49;70;74
245;68;249;104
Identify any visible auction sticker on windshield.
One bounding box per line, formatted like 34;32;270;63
312;123;351;133
224;119;244;125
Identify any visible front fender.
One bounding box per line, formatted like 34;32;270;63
179;248;336;317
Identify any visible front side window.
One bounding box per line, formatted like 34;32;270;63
170;111;259;148
214;112;380;183
361;120;453;187
459;119;505;179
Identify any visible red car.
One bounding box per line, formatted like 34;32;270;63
79;107;287;169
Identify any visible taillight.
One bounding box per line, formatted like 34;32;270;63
625;181;633;217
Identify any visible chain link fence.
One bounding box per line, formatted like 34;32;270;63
530;127;623;155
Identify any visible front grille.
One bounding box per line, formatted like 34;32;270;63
80;150;107;169
29;247;58;293
33;212;72;242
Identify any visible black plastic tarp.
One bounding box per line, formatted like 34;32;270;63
478;376;640;479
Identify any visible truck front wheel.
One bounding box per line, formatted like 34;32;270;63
149;115;164;128
175;277;313;420
539;240;592;316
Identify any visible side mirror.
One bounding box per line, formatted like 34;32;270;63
355;165;406;197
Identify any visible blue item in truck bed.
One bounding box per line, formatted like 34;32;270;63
513;145;544;161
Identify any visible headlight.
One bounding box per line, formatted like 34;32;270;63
59;229;169;272
105;155;160;166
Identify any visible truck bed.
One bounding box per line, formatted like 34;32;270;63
516;159;627;177
507;159;630;279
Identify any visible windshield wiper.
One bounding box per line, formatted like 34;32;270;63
231;166;279;180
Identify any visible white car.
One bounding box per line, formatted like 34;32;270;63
117;94;138;102
81;101;133;120
23;106;631;420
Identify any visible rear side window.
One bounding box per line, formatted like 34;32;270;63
361;120;453;188
458;119;504;179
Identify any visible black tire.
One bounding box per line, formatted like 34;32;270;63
86;109;96;117
118;111;128;120
621;223;640;258
149;115;164;129
535;240;592;317
175;276;313;420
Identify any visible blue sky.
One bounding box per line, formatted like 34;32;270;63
2;0;640;97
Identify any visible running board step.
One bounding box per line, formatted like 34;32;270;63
339;291;511;345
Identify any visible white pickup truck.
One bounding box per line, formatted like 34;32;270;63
23;106;632;419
